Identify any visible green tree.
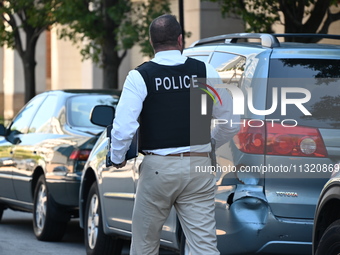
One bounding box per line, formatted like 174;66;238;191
0;0;60;103
55;0;171;89
206;0;340;42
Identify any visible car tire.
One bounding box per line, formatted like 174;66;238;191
316;219;340;255
85;182;123;255
33;175;67;241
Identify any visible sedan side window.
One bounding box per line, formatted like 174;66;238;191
10;95;47;134
29;95;58;133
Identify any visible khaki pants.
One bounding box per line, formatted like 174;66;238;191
130;154;220;255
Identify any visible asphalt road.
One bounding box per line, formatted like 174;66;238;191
0;209;178;255
0;209;85;255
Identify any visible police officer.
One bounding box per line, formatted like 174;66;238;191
110;14;238;255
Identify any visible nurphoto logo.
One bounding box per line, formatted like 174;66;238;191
198;82;222;115
199;83;312;127
201;84;311;116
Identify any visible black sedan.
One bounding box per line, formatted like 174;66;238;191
0;89;119;241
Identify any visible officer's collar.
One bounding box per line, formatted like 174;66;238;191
155;50;182;58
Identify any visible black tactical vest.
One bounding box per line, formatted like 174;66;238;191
136;58;213;150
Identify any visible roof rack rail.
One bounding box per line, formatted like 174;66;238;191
273;33;340;40
190;33;280;48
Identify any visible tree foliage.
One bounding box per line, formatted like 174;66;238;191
206;0;340;42
0;0;61;103
55;0;171;89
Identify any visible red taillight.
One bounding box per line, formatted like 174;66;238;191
266;123;327;157
69;149;91;161
233;120;327;157
233;120;265;154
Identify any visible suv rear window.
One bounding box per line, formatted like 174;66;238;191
267;58;340;129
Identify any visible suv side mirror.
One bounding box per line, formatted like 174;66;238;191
0;124;7;136
90;105;115;127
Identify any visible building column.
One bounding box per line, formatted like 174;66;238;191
2;45;24;121
50;26;83;90
81;57;103;89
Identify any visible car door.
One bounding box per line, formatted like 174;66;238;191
3;94;47;205
0;133;17;200
100;155;136;232
12;95;57;204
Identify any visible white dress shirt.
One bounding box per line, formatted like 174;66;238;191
110;50;239;164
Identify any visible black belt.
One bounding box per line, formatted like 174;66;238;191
145;152;209;157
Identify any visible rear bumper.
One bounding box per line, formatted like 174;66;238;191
215;186;313;255
47;174;81;208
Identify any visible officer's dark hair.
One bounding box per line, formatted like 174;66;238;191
149;14;182;51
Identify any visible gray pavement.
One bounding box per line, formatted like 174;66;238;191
0;209;178;255
0;209;84;255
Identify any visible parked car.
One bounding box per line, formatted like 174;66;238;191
0;89;119;241
79;33;340;255
312;166;340;255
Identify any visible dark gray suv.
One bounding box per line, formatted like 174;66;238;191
79;33;340;255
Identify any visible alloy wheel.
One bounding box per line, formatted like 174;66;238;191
35;183;47;233
87;193;99;249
